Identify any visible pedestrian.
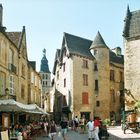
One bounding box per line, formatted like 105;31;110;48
60;117;68;140
74;116;79;132
49;120;57;140
80;115;86;134
86;119;94;140
94;116;100;140
44;120;49;136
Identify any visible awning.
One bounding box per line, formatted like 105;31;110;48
0;99;48;115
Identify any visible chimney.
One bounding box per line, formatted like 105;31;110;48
112;47;122;56
0;4;3;26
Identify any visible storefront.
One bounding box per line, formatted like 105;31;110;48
0;99;48;130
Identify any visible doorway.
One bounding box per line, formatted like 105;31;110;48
80;112;90;120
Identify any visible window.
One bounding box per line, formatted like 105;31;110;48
82;92;88;104
64;78;66;87
46;81;48;86
83;74;88;86
95;80;98;91
34;92;37;103
9;75;14;94
83;59;88;68
96;101;100;107
0;72;6;95
31;90;34;102
120;71;123;82
22;64;25;77
8;48;14;64
63;63;65;72
110;70;115;81
94;63;98;71
46;74;48;79
57;71;59;80
1;40;6;63
94;50;97;55
21;84;25;99
63;49;66;57
43;81;45;86
42;74;45;79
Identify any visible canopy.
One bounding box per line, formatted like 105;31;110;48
0;99;48;115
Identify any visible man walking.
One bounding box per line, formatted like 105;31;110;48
60;117;68;140
86;119;94;140
94;117;100;140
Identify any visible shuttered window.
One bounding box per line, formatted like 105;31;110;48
82;92;88;104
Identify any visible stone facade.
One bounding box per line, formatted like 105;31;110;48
52;32;124;122
28;62;42;106
0;5;42;107
123;6;140;110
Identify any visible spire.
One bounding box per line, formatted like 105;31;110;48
40;48;50;73
125;4;131;21
90;31;108;49
123;5;131;37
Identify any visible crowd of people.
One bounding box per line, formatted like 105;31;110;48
42;115;108;140
7;115;108;140
42;115;109;140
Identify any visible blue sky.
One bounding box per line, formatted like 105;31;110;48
1;0;140;72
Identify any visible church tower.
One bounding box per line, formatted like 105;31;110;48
40;48;51;110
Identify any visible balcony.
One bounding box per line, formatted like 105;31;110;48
8;63;17;74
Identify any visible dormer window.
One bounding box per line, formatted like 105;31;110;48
94;50;98;55
63;63;65;72
63;48;66;57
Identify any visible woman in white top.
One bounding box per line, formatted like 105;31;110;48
86;119;94;140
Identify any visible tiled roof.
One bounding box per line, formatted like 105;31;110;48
6;32;21;47
129;10;140;38
29;61;36;71
52;49;61;74
64;32;94;59
123;6;140;38
109;51;124;64
90;31;108;49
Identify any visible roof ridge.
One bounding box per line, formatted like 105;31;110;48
90;31;108;49
64;32;92;42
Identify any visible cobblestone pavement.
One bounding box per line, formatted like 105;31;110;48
108;126;140;140
31;126;140;140
31;130;88;140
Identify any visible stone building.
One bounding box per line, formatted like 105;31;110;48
52;32;124;122
0;4;42;126
123;6;140;110
28;61;42;106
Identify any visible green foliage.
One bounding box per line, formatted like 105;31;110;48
135;100;140;109
102;118;110;125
